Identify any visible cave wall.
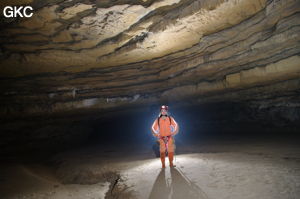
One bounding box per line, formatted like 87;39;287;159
0;117;93;159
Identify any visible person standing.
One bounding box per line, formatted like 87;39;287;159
151;105;179;168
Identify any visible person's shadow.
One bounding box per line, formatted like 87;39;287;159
148;168;209;199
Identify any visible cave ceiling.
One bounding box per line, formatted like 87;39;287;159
0;0;299;118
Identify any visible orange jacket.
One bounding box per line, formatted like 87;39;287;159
152;116;178;137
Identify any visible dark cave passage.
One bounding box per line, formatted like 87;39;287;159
1;102;299;161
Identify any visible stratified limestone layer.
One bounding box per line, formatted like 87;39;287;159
0;0;299;117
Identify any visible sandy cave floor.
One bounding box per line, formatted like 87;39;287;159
0;137;300;199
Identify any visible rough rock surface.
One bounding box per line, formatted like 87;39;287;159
0;0;299;119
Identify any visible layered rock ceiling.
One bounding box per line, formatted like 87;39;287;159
0;0;299;118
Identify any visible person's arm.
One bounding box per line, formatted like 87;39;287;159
171;117;179;136
151;119;159;137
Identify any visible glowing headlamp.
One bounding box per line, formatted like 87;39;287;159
160;105;168;111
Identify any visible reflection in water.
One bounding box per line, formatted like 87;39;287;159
149;167;208;199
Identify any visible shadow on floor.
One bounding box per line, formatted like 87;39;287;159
148;167;208;199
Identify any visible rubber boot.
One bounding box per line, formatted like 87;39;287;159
160;152;166;168
169;152;175;167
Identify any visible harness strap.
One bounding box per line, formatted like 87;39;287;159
160;135;171;142
160;136;171;153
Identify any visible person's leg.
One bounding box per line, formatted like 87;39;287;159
159;139;166;168
168;138;175;167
